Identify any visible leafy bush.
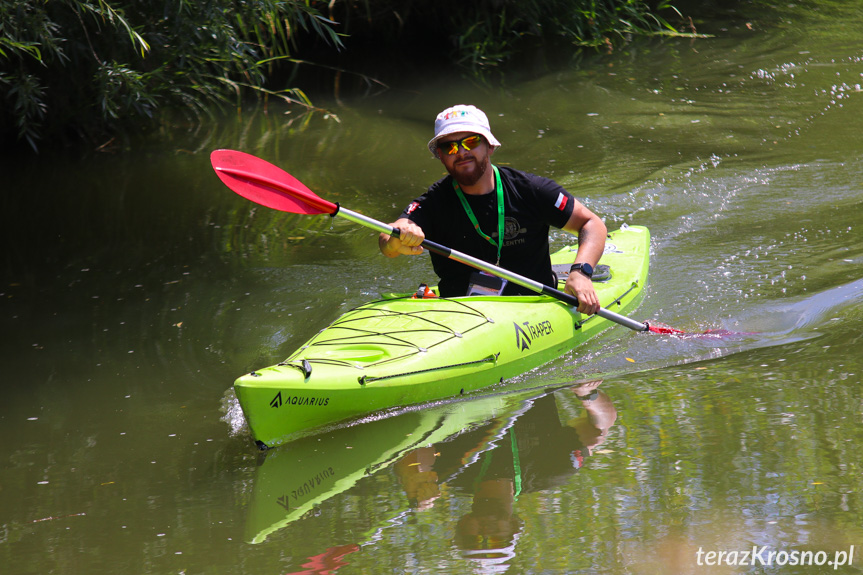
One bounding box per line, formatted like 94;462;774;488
0;0;682;152
0;0;341;151
326;0;682;73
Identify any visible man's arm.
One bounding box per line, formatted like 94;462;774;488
561;200;607;315
379;218;426;257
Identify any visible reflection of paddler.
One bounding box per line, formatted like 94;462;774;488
391;381;617;561
392;380;616;559
394;381;617;497
451;381;616;559
452;380;615;493
393;447;440;510
564;379;617;462
454;477;524;558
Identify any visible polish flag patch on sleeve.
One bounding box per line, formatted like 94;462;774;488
554;193;568;211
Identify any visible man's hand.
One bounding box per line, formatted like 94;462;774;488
379;218;425;257
565;269;600;315
561;200;606;315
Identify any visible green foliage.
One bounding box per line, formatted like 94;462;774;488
0;0;685;151
328;0;685;77
0;0;342;151
453;0;681;65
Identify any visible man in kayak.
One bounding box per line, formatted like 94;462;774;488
379;104;607;315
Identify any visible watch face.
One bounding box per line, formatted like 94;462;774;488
570;263;594;277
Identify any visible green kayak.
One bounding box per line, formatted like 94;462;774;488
234;224;649;448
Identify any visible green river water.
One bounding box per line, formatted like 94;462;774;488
2;3;863;574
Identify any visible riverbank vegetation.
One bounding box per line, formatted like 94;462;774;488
1;0;690;152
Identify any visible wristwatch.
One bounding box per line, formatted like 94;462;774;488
569;262;594;278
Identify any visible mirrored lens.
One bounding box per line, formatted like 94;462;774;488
438;135;483;155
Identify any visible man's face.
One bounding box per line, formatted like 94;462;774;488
436;132;492;188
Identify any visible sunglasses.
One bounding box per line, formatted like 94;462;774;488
437;134;484;156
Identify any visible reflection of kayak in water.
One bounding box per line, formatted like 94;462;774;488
245;380;616;553
234;224;649;449
244;386;546;544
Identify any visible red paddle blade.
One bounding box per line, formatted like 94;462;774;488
646;321;754;338
646;322;687;335
210;149;337;216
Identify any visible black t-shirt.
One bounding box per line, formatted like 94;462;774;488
400;166;576;296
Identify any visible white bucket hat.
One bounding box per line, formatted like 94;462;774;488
427;105;501;157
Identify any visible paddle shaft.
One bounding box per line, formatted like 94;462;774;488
210;150;653;333
337;206;650;332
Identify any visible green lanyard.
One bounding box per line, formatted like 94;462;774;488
453;165;504;265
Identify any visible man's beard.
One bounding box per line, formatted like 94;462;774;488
449;156;488;187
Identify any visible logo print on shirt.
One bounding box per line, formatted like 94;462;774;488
406;201;419;215
504;217;526;240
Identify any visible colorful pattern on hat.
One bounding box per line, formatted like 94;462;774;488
427;105;502;157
